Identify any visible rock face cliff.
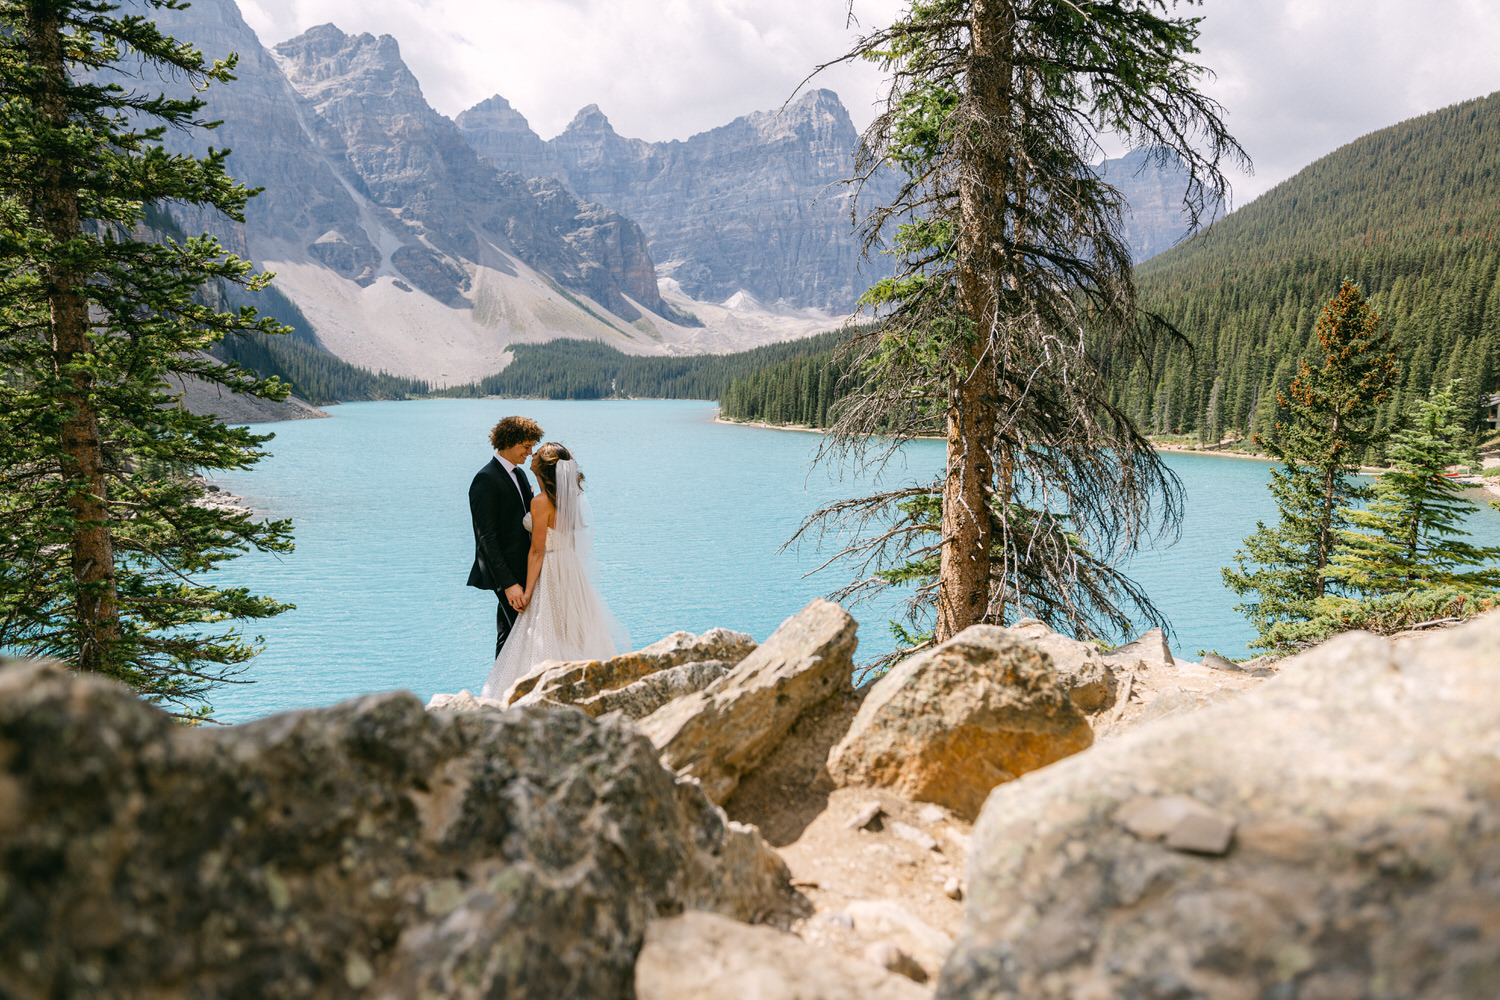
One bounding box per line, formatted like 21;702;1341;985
460;90;900;313
1100;147;1212;262
119;0;1201;383
134;0;695;384
458;91;1209;314
271;24;673;321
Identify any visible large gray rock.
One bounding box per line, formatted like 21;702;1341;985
0;661;791;1000
508;627;757;711
939;613;1500;1000
635;911;930;1000
827;625;1094;822
639;600;858;804
580;660;736;720
1104;625;1175;670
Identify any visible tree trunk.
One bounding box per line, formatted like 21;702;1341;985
937;351;998;641
935;0;1011;643
29;0;122;672
1313;408;1345;598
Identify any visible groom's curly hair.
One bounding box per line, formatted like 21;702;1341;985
534;442;583;504
490;415;543;451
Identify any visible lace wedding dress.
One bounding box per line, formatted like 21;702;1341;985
480;460;628;701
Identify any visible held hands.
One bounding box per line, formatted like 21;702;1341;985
505;584;525;612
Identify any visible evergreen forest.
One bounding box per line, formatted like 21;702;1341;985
719;91;1500;442
434;331;848;403
211;286;430;405
1116;90;1500;444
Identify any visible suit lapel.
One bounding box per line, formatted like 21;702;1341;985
493;457;529;508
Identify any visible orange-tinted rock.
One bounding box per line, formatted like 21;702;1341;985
827;625;1093;820
639;599;857;804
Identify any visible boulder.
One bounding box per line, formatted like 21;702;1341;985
938;613;1500;1000
1002;619;1115;712
1104;625;1175;670
0;660;791;1000
827;625;1094;820
577;659;735;720
639;599;858;805
424;688;505;712
845;899;955;975
635;911;930;1000
508;627;756;708
1202;650;1277;677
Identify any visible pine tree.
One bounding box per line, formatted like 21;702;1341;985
0;0;293;718
1327;384;1500;593
1224;281;1400;648
799;0;1245;644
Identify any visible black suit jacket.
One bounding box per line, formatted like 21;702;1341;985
467;457;532;592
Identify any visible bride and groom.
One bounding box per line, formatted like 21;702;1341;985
466;415;628;699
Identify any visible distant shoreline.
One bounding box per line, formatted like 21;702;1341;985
716;415;1500;499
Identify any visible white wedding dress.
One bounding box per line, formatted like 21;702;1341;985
480;460;628;701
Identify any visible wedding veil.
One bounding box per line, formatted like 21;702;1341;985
553;458;631;652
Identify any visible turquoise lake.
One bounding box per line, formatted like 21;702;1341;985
204;398;1500;724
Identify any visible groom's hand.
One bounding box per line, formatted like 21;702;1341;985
505;584;525;611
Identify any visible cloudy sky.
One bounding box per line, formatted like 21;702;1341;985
237;0;1500;208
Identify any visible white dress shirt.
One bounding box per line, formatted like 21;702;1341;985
495;452;526;501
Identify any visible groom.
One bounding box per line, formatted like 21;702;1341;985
467;415;543;657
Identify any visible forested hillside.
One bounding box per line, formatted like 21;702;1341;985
436;331;847;401
720;92;1500;442
211;286;430;404
1114;90;1500;443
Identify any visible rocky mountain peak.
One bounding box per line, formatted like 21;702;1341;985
455;95;564;180
274;24;425;107
773;88;856;133
1099;147;1211;261
565;103;618;136
460;94;536;134
462;88;893;311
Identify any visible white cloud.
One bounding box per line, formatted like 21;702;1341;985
239;0;904;141
1196;0;1500;205
234;0;1500;204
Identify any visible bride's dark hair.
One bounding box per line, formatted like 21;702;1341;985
533;442;583;504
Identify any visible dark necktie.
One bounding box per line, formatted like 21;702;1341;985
514;466;533;503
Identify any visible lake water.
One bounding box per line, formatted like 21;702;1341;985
204;398;1500;723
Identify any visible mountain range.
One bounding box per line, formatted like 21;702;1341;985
145;0;1204;386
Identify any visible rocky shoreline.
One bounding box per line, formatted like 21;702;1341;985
7;601;1498;997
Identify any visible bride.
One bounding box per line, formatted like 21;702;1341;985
480;443;628;700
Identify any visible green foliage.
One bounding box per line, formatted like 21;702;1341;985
803;0;1243;643
857;488;1162;652
1221;461;1329;644
201;285;430;404
1112;92;1500;441
436;331;849;402
1256;587;1499;654
1328;384;1500;593
720;349;864;427
0;0;293;718
1224;282;1399;647
213;332;429;405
